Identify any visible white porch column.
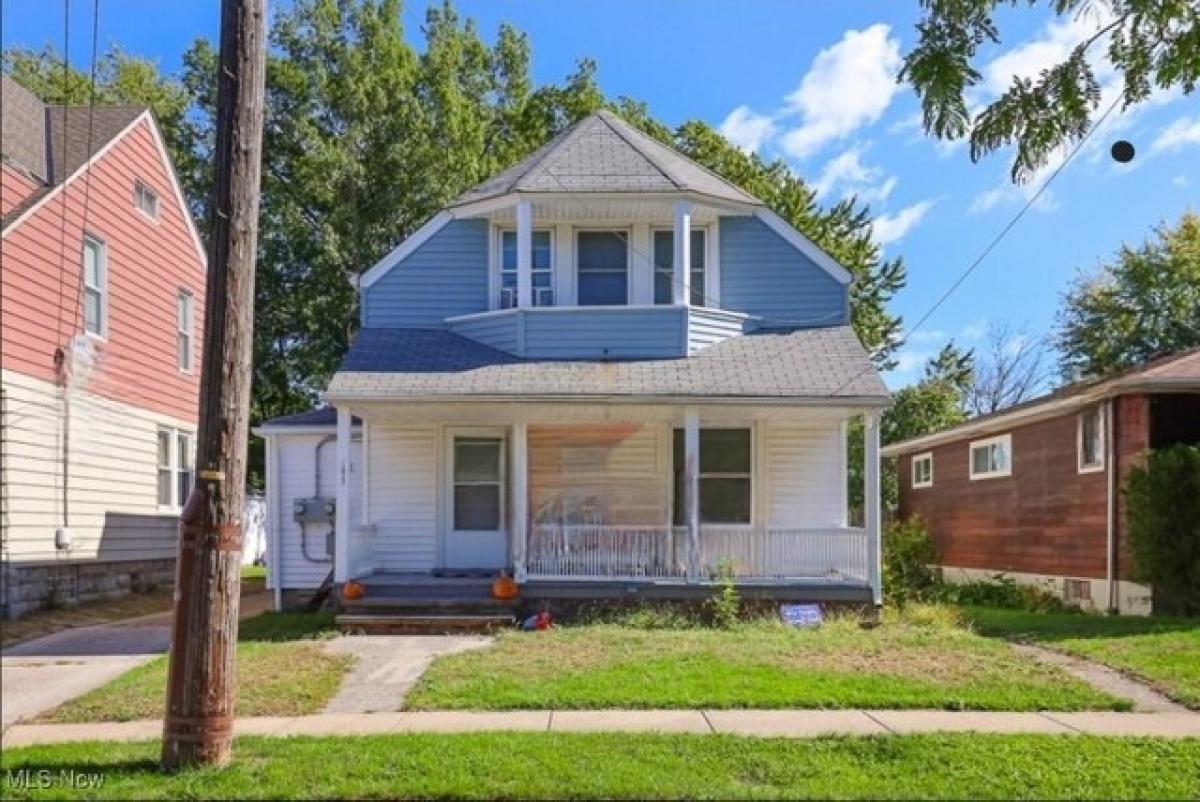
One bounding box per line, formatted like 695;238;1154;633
511;420;529;582
672;200;692;306
516;199;533;308
863;411;882;606
334;406;352;583
684;406;700;581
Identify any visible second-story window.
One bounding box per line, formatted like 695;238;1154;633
500;230;553;308
653;229;706;305
577;230;628;306
177;290;193;372
82;235;106;337
134;180;159;220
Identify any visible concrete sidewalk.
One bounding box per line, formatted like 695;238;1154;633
4;709;1199;748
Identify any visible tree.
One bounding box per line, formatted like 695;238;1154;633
966;322;1052;415
901;1;1200;182
1056;212;1200;379
1125;445;1200;616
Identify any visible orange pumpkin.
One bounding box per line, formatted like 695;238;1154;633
492;574;519;600
342;580;366;601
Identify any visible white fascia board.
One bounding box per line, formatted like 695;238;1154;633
324;392;891;408
754;209;853;285
358;211;453;289
144;113;208;268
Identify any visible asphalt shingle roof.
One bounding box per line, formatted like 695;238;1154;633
451;110;763;208
327;326;889;402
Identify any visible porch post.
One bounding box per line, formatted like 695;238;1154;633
511;420;528;582
516;199;533;308
673;200;692;306
334;406;352;583
684;406;700;581
864;410;882;606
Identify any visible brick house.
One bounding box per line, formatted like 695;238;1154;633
1;76;207;618
882;350;1200;614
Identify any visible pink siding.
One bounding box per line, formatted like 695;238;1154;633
0;118;206;423
1;163;39;216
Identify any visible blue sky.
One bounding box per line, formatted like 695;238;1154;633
6;0;1197;387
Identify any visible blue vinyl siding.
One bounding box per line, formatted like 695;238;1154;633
719;216;847;327
449;312;521;354
362;219;489;328
524;308;684;358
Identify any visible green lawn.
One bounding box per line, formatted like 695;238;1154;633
407;609;1125;711
964;607;1200;709
3;733;1197;800
36;613;346;724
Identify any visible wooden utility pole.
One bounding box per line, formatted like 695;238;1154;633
162;0;266;771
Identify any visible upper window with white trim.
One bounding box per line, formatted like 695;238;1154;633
134;180;159;220
577;230;629;306
500;230;553;308
82;235;106;337
1078;407;1104;472
969;434;1012;480
653;229;706;305
912;452;933;488
177;290;194;372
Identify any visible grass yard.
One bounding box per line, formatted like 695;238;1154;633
36;613;346;724
407;608;1125;711
3;733;1197;800
964;606;1200;709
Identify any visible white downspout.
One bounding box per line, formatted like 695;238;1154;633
864;411;882;608
268;434;282;612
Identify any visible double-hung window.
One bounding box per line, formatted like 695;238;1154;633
653;229;706;305
912;452;933;488
673;428;753;525
576;231;628;306
1078;407;1104;472
452;437;504;531
177;290;193;372
500;230;553;308
969;434;1012;480
82;235;106;337
157;428;195;509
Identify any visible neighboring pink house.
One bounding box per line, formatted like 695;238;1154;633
1;75;207;618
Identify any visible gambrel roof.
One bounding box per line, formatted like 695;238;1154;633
450;110;763;209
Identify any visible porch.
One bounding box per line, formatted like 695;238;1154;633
329;401;883;603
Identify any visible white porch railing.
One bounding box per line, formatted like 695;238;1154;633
524;524;868;584
526;525;686;580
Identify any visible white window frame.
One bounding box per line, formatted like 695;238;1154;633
446;430;507;534
651;225;710;307
968;433;1013;480
574;227;632;306
177;289;194;373
81;234;107;339
496;228;555;308
157;427;194;511
911;452;934;489
1077;407;1105;473
672;426;755;528
134;179;160;221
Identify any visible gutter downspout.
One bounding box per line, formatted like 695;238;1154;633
269;435;283;612
1105;397;1117;613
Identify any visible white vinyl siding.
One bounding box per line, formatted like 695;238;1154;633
766;421;844;528
368;425;437;572
969;434;1012;480
912;452;933;488
82;235;106;337
1078;407;1104;472
177;290;193;372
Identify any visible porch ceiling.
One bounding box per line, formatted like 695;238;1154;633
348;401;860;426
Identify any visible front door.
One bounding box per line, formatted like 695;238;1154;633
443;430;508;571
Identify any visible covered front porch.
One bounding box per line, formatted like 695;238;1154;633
330;401;883;603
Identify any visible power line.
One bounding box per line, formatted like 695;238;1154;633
826;93;1125;399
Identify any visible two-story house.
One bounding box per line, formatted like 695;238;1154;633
256;110;889;618
1;76;207;618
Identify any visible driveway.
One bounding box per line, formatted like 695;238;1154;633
1;592;271;726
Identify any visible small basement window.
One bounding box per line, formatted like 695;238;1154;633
1078;406;1104;472
911;452;933;488
134;180;159;220
969;434;1012;480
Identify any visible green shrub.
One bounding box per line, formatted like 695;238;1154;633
706;559;742;629
1125;445;1200;616
883;516;940;606
928;574;1070;612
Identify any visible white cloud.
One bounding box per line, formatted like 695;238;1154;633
872;200;935;246
718;106;778;153
982;9;1116;97
1174;174;1189;187
1151;117;1200;154
960;319;988;342
811;146;897;205
777;24;902;159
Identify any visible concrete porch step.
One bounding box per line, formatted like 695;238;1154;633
335;613;516;635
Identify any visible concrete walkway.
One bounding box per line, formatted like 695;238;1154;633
1011;643;1189;713
4;709;1199;748
0;593;271;726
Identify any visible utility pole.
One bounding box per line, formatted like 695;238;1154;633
162;0;266;770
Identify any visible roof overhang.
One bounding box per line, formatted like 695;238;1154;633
324;391;890;408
